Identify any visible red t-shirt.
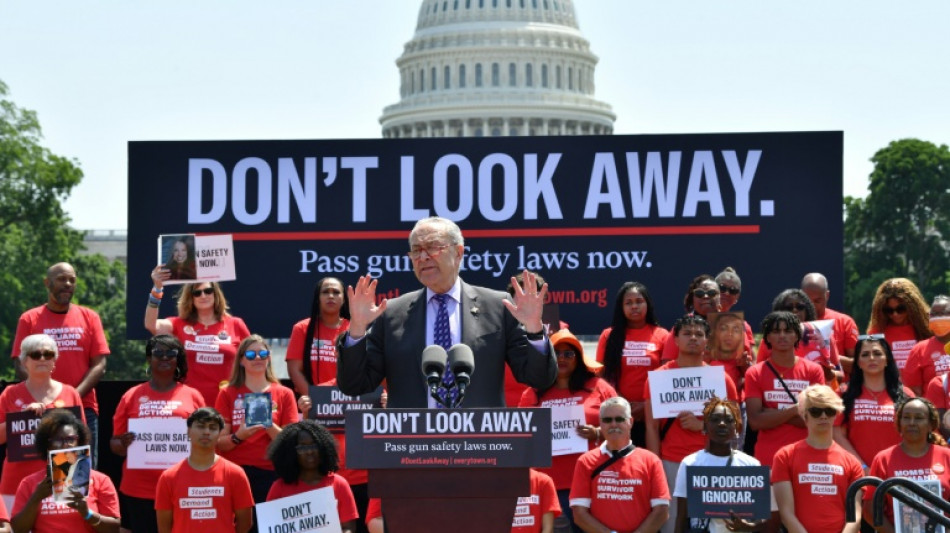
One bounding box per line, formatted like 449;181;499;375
743;357;825;466
834;386;914;466
869;323;923;371
865;443;950;525
13;469;119;533
903;337;950;391
664;320;754;361
821;307;860;356
169;315;251;406
215;383;299;469
286;318;349;386
926;374;950;409
11;305;110;412
771;440;864;533
518;377;618;489
511;469;561;532
112;382;205;499
0;382;84;494
569;444;670;532
266;473;359;523
643;361;738;462
0;495;7;522
155;456;254;532
366;498;382;523
595;325;668;402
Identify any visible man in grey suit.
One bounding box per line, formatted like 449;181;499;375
337;216;557;408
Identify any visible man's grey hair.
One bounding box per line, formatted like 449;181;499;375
409;216;464;246
600;396;632;419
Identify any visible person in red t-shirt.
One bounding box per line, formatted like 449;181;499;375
287;277;351;394
215;335;299;509
863;397;950;532
867;278;933;372
644;315;739;533
802;272;860;373
11;263;110;469
145;269;251;406
521;329;615;533
155;407;254;533
661;275;719;362
11;409;120;533
365;498;383;533
510;469;560;533
745;311;825;467
596;281;668;448
570;396;670;533
902;295;950;395
772;384;864;533
110;335;205;533
265;420;358;533
834;335;913;473
0;334;85;511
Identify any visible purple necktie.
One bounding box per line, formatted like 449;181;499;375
433;294;458;406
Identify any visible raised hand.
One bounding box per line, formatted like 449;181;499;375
502;270;546;333
347;275;388;337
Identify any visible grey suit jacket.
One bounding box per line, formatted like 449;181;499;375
337;280;556;408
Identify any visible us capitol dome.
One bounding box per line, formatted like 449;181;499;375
380;0;615;138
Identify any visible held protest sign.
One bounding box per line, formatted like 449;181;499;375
649;366;727;419
255;486;342;533
308;385;383;433
550;404;587;457
686;466;771;521
157;233;236;285
4;406;83;462
127;418;190;469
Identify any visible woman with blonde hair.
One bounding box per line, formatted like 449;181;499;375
214;335;299;507
867;277;932;370
146;267;251;406
771;385;864;533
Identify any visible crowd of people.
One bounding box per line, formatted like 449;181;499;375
2;217;950;532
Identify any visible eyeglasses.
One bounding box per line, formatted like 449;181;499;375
296;444;319;453
50;435;80;447
555;350;576;360
783;303;808;312
151;349;179;360
27;350;56;360
884;305;907;315
244;349;271;360
692;289;719;299
857;334;886;342
192;287;215;297
807;407;837;418
600;416;627;424
718;285;741;295
407;244;452;260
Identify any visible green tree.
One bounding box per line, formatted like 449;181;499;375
843;138;950;328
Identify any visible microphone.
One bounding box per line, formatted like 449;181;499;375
421;345;448;405
447;344;475;407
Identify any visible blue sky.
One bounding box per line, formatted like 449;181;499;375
1;1;947;230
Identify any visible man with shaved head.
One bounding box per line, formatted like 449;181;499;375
11;262;110;466
801;272;859;373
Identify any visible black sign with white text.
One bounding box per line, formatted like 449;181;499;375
686;466;771;521
127;133;843;336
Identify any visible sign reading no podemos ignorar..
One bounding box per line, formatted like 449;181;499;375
648;366;727;419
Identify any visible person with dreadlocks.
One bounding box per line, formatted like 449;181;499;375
863;397;950;533
673;397;775;533
266;420;358;533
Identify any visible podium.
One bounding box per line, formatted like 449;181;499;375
345;408;552;533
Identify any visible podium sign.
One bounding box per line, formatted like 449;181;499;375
345;408;551;469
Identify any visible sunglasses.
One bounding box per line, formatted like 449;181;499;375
858;333;886;342
692;289;719;299
555;350;576;360
807;407;838;418
884;305;907;315
600;416;627;424
718;285;741;295
151;349;180;360
27;350;56;360
783;303;808;312
192;287;215;297
244;349;271;360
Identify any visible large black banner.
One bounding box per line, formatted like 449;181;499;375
127;132;843;338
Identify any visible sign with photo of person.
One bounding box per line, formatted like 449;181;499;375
157;233;236;285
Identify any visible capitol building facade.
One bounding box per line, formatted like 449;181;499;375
380;0;615;138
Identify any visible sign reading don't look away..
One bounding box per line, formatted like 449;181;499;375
649;366;728;419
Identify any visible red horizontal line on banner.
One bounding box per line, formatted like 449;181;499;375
230;225;760;241
362;433;534;439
